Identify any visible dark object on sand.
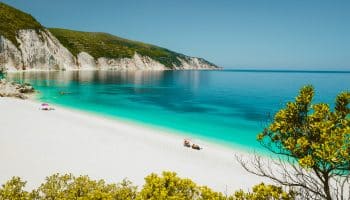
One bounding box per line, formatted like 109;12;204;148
183;139;191;147
40;103;55;111
191;144;201;150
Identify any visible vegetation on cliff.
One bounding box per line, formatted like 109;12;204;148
0;2;43;47
49;28;192;68
0;2;217;69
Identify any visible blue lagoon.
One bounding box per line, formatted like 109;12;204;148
7;70;350;151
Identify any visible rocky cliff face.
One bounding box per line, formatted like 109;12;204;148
87;52;167;70
0;29;219;72
0;36;23;71
0;29;76;71
17;29;76;71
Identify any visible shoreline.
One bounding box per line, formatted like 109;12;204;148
4;67;223;73
40;98;263;155
30;84;266;156
2;75;262;155
0;97;269;192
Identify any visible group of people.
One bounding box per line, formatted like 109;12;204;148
183;139;202;150
39;103;55;111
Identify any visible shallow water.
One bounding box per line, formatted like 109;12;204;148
7;70;350;151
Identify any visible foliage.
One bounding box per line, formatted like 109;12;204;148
239;85;350;200
198;186;229;200
0;2;43;47
0;177;30;200
34;173;137;200
49;28;191;68
233;183;295;200
0;172;293;200
258;85;350;171
138;171;246;200
137;171;198;200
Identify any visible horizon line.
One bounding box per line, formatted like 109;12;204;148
223;68;350;73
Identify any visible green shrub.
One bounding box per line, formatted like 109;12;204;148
0;172;294;200
234;183;295;200
34;173;137;200
0;177;30;200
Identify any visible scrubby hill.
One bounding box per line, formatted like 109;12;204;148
49;28;192;68
0;2;43;46
0;2;219;71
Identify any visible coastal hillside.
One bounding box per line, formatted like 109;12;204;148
0;2;43;47
0;2;219;71
49;28;217;68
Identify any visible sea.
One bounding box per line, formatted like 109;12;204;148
6;69;350;152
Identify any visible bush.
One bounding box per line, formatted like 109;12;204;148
233;183;295;200
0;177;30;200
0;172;294;200
34;173;137;200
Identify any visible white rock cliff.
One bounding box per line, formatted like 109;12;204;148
0;29;219;72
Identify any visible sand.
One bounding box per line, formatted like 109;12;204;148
0;97;268;193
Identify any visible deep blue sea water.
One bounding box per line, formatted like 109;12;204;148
6;70;350;152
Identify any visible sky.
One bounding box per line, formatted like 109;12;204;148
2;0;350;70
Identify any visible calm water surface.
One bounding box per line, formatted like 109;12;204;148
7;70;350;151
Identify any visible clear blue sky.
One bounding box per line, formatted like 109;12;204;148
3;0;350;70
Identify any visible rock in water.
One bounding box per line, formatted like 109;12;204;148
0;79;35;99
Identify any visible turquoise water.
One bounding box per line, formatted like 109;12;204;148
6;70;350;151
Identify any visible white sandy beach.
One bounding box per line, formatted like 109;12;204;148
0;97;267;193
